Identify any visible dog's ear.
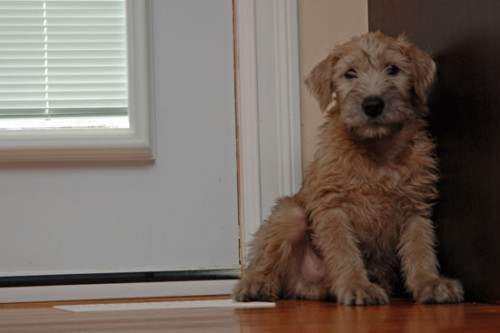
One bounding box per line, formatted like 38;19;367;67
305;53;339;111
407;44;436;105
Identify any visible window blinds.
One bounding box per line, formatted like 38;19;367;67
0;0;128;121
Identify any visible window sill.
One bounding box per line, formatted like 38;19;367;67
0;128;154;163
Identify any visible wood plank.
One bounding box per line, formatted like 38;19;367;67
0;298;499;332
0;294;230;309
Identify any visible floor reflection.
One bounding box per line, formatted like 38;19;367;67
236;299;468;332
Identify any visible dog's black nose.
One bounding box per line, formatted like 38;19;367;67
362;96;385;118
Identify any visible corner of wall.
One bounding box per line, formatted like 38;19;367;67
297;0;368;169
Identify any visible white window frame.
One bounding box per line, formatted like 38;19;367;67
0;0;154;163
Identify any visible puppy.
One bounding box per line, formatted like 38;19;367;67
233;32;464;305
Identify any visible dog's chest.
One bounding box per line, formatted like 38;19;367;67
345;166;412;239
374;166;402;189
355;164;408;198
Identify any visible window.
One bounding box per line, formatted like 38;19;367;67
0;0;153;162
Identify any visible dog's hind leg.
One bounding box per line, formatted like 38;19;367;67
233;195;310;301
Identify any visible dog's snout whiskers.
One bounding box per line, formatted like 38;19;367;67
362;96;385;118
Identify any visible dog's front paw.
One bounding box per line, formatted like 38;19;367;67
336;282;389;305
414;278;464;304
233;274;279;302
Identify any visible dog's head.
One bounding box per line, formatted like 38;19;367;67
306;32;436;140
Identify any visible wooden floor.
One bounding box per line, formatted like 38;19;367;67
0;296;499;332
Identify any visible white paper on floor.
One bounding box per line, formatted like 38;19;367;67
54;299;276;312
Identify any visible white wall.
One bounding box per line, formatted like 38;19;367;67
298;0;368;167
0;0;239;277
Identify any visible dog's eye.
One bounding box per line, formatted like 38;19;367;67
344;69;357;79
386;65;399;76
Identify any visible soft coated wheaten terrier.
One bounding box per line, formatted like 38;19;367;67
234;32;464;305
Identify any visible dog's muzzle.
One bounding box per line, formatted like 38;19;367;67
362;96;385;118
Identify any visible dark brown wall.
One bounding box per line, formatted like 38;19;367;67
369;0;500;302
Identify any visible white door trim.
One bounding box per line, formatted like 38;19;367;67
236;0;302;264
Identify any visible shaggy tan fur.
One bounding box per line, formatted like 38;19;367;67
233;32;464;305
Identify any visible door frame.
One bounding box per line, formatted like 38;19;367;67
236;0;302;265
